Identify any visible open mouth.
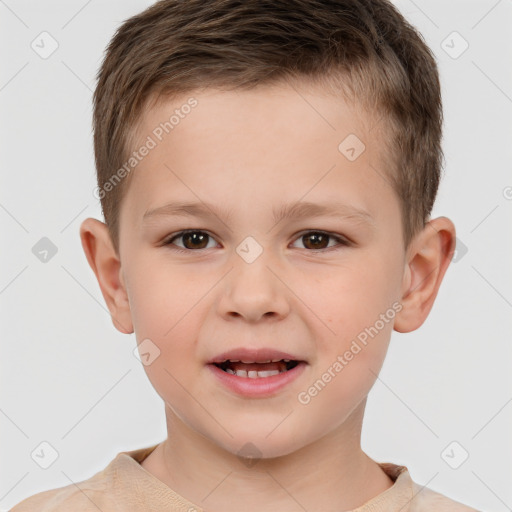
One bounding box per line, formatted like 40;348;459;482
213;359;300;378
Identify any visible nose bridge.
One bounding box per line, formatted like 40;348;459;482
218;234;290;321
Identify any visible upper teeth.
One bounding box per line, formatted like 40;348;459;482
226;368;281;378
230;359;291;363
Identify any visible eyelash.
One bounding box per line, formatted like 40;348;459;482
162;229;351;254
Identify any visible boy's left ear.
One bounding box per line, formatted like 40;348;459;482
394;216;456;333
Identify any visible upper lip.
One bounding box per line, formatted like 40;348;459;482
208;348;305;364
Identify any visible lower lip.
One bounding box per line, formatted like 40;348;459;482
207;362;307;397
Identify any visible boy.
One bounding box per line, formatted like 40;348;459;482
11;0;480;510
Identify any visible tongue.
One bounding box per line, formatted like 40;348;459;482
229;361;286;372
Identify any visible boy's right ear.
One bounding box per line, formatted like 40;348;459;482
79;218;134;335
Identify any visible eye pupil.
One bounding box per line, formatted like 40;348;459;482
183;232;208;249
303;232;328;249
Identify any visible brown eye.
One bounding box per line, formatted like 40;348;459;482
182;232;209;249
165;230;216;251
292;231;349;251
302;232;329;250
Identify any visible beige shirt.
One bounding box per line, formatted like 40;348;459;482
11;444;480;511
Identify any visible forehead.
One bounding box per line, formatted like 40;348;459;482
120;82;395;230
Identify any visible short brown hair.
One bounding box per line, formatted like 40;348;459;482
93;0;443;254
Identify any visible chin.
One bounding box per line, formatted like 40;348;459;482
211;427;311;462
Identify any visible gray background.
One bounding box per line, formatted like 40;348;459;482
1;0;511;510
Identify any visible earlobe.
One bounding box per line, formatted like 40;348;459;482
394;217;456;333
79;218;134;334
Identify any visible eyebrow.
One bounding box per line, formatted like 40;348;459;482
142;200;375;227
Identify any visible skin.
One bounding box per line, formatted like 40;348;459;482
80;82;455;511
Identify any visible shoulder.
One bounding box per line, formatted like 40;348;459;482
9;444;160;512
409;480;481;511
376;462;481;512
9;483;119;512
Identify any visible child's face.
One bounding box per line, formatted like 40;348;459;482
111;83;410;457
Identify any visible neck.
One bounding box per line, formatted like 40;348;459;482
141;401;394;511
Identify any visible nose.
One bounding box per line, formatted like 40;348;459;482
216;248;291;323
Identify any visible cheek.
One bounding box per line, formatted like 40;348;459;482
126;251;210;336
131;297;205;418
125;257;208;387
296;252;400;398
297;253;400;333
296;277;395;431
